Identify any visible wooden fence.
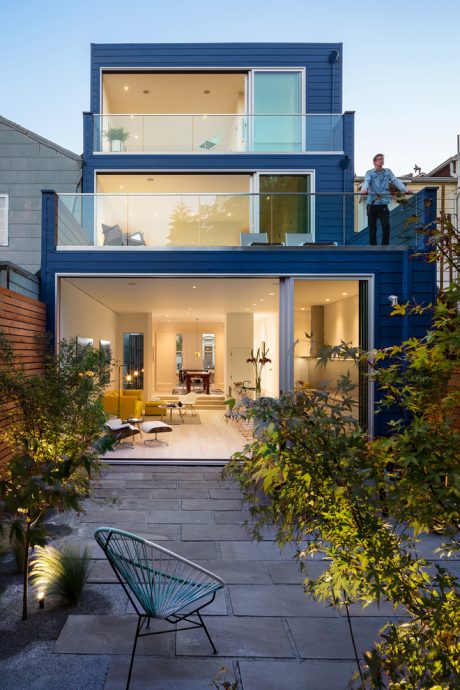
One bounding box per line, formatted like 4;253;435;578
0;287;45;466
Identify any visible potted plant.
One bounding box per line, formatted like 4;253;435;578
103;127;130;152
246;344;271;398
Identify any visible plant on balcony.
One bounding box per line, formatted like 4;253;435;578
103;126;130;151
0;336;113;620
225;219;460;687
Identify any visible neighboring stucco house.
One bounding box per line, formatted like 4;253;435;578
0;115;82;273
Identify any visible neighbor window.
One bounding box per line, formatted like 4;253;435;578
0;195;9;246
176;334;183;371
202;333;215;370
123;332;144;389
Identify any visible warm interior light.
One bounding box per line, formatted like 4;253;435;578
268;292;274;296
123;85;129;92
133;370;139;377
300;307;305;311
342;292;348;296
125;374;132;383
325;298;331;302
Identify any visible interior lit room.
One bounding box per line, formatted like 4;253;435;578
58;276;279;459
293;278;360;411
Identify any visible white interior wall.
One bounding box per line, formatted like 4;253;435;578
226;313;254;397
59;279;117;366
324;295;359;347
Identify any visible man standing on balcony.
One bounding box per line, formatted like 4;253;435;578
361;153;410;245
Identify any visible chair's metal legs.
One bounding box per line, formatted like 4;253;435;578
126;617;142;690
196;610;218;654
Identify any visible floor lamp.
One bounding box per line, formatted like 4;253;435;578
117;363;125;419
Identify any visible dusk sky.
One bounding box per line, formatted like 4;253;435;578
1;0;459;174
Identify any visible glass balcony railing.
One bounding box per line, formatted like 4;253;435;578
92;114;344;154
55;191;431;249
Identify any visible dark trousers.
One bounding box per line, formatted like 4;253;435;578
368;204;390;245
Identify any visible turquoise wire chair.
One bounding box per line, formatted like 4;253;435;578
94;527;225;690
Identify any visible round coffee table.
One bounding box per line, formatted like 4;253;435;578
159;404;184;424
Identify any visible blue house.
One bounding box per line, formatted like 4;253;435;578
40;43;436;437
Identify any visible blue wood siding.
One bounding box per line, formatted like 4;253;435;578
90;43;343;115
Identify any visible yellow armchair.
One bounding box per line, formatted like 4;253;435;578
103;390;143;419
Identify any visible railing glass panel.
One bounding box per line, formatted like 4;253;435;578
56;192;427;249
92;114;344;154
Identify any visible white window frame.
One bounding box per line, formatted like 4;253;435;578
0;194;9;247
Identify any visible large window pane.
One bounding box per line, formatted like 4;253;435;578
253;72;302;152
259;174;311;243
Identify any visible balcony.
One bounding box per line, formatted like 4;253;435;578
54;190;435;249
92;114;345;154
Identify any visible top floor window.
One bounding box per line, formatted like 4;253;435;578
94;70;344;154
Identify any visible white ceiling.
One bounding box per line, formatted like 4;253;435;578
97;174;250;194
295;280;359;309
62;277;359;323
63;277;278;322
102;72;246;114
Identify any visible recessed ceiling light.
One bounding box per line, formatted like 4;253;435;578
123;85;129;92
147;178;154;182
119;185;124;189
300;307;305;311
268;292;274;296
252;303;256;306
143;89;150;94
342;292;348;296
325;298;331;302
192;285;197;289
203;89;210;94
259;298;264;302
127;282;137;286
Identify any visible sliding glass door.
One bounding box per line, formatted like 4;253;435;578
252;71;303;152
257;173;312;243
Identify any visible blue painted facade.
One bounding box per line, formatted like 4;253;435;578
40;43;437;435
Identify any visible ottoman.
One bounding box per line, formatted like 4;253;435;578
140;420;173;446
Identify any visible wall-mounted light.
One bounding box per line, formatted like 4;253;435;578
388;295;399;307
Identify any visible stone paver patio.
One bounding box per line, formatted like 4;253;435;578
46;464;458;690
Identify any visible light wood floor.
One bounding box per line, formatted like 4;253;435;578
102;409;246;461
